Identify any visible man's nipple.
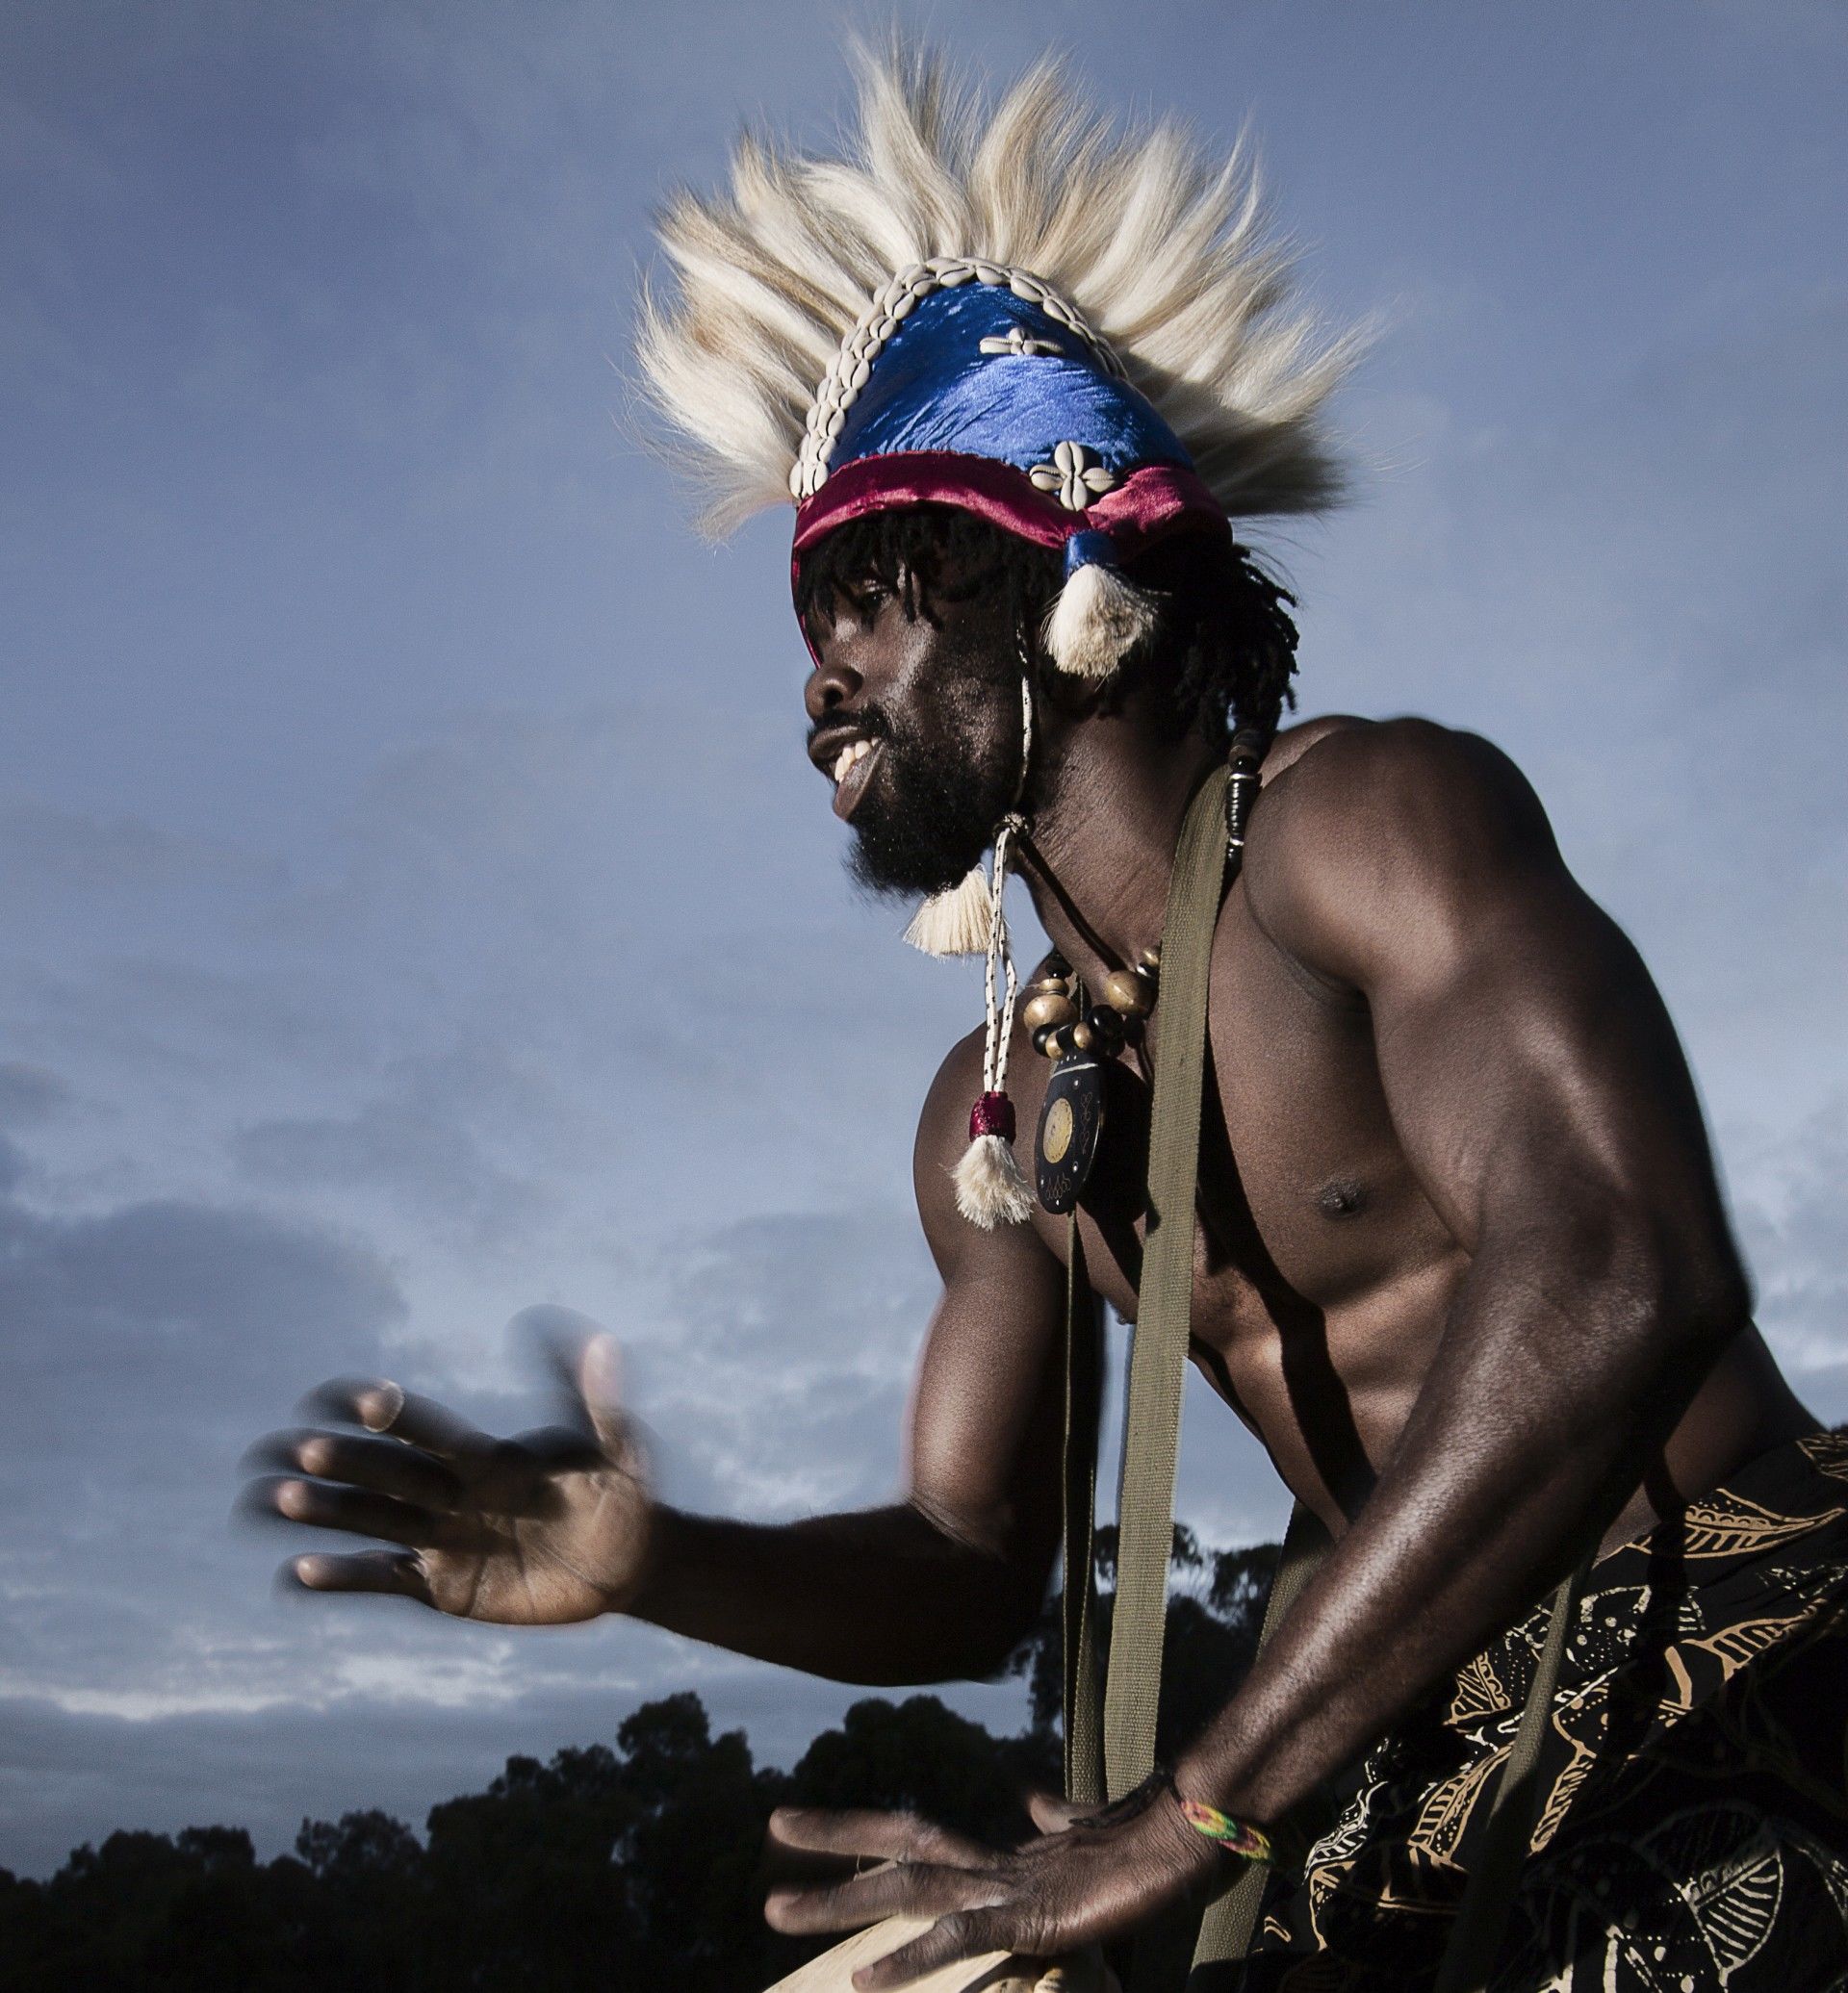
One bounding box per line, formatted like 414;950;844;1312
1316;1177;1367;1219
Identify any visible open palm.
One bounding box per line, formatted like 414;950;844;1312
246;1336;652;1625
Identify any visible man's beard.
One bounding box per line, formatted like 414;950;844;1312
843;688;1022;900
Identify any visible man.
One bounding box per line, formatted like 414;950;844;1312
249;46;1848;1990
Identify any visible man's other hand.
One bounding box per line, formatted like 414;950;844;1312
763;1785;1214;1989
242;1334;653;1624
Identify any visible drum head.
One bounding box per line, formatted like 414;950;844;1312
760;1914;1116;1993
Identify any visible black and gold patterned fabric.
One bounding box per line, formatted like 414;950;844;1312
1235;1431;1848;1990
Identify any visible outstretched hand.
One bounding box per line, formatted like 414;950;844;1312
244;1334;653;1624
764;1781;1218;1990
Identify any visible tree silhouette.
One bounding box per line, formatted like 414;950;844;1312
0;1532;1276;1991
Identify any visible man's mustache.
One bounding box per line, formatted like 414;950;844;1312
807;703;894;755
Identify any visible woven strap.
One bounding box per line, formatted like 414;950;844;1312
1182;1550;1582;1986
1103;767;1231;1800
1431;1559;1586;1993
1188;1501;1332;1967
1063;1212;1107;1808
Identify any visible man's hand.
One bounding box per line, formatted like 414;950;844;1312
244;1335;653;1624
763;1781;1217;1990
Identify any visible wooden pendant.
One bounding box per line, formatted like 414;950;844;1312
1036;1053;1106;1214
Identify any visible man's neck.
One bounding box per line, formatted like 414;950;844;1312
1015;703;1220;992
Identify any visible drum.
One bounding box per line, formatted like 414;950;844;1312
762;1917;1116;1993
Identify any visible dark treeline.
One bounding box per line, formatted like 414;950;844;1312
0;1530;1277;1992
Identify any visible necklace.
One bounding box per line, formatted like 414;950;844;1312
1025;947;1159;1214
1023;731;1267;1216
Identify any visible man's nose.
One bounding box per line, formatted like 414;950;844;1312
804;655;862;725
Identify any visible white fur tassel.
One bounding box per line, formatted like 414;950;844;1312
1042;561;1161;679
953;1131;1034;1229
903;863;993;957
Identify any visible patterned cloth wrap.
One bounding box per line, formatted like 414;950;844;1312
1226;1431;1848;1990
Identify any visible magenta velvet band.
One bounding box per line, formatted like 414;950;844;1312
968;1090;1015;1142
788;452;1231;658
792;451;1226;565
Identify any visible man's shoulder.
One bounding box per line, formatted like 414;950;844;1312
1244;715;1562;981
1262;713;1535;810
911;1024;989;1209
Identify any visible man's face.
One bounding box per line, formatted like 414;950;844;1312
803;553;1025;900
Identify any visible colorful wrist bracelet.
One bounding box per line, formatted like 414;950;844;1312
1176;1796;1278;1864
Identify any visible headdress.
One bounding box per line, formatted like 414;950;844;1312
636;42;1355;1220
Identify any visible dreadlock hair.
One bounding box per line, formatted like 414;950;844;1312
796;506;1299;751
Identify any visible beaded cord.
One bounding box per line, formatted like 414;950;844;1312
1224;723;1268;858
1177;1797;1279;1865
977;676;1037;1101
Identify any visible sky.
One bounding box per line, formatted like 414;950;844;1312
1;0;1844;1879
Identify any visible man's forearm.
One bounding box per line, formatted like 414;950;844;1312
628;1500;1049;1685
1173;1220;1742;1826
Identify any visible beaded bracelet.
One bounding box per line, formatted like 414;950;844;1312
1175;1796;1279;1865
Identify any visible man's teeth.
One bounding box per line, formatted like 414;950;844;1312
832;738;873;784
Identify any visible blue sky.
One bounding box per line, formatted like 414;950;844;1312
1;0;1843;1878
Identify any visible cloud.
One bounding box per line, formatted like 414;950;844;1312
234;1047;553;1245
0;1061;70;1126
0;1140;410;1719
624;1207;937;1519
1731;1093;1848;1422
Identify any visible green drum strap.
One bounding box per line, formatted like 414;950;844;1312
1431;1557;1587;1993
1063;757;1591;1988
1062;1210;1106;1809
1102;767;1231;1801
1188;1500;1332;1968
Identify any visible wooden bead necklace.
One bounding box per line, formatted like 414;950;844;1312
1027;946;1159;1215
1023;946;1160;1061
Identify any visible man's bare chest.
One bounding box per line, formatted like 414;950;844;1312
1015;901;1460;1352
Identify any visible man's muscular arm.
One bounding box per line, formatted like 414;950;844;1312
631;1034;1068;1681
1177;718;1755;1823
253;1031;1069;1688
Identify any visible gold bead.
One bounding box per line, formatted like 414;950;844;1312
1102;969;1154;1018
1069;1018;1097;1054
1022;991;1079;1034
1138;945;1162;972
1041;1026;1071;1060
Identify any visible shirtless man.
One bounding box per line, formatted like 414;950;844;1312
250;48;1846;1991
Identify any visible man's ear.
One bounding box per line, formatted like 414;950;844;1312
1032;648;1114;724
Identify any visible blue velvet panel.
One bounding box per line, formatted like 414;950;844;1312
832;286;1192;479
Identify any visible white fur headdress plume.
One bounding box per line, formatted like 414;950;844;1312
635;37;1357;541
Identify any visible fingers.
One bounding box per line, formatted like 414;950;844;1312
300;1378;484;1460
286;1547;434;1605
768;1808;991;1871
764;1860;999;1937
503;1425;605;1476
245;1429;465;1510
245;1474;445;1548
851;1908;1013;1991
577;1335;630;1456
